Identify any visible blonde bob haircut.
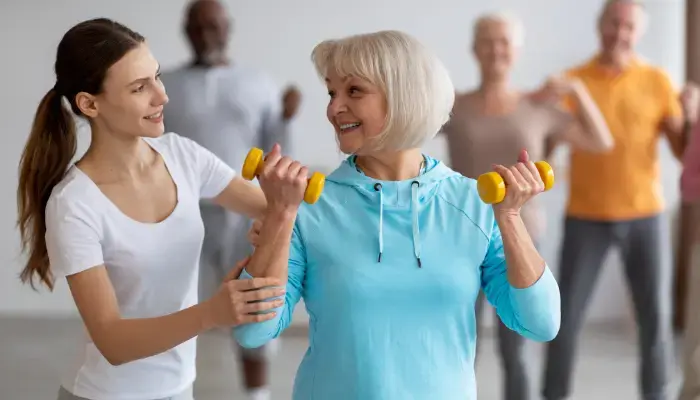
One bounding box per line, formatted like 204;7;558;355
311;30;455;153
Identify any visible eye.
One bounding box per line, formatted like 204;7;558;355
133;85;145;93
327;90;336;98
348;86;361;95
155;73;162;81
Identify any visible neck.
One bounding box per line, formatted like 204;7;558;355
82;127;156;180
192;53;230;68
598;50;634;71
478;72;510;94
355;149;425;181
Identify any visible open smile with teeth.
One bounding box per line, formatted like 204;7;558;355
340;122;361;132
145;111;162;119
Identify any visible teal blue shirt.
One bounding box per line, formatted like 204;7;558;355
235;155;560;400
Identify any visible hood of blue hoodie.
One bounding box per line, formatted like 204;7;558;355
324;155;461;267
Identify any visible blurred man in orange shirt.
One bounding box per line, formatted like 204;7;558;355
540;1;699;399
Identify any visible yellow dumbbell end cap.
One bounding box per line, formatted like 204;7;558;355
477;172;506;204
534;161;555;191
304;172;325;204
241;147;264;181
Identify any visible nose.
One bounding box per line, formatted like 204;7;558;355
328;95;348;116
155;82;169;106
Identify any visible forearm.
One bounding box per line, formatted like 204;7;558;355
570;84;614;150
97;302;213;366
496;213;545;288
244;207;296;280
491;214;560;341
214;177;267;220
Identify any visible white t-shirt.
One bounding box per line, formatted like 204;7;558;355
46;133;236;400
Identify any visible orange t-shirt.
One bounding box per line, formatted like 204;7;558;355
562;56;682;221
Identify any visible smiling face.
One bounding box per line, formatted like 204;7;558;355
325;69;388;155
473;17;519;78
76;43;168;139
598;1;644;59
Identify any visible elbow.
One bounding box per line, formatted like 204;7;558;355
527;293;561;342
233;320;281;349
589;131;614;153
105;354;127;367
97;344;130;366
530;313;561;342
599;137;614;152
234;330;276;349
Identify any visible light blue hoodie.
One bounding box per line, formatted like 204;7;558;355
234;155;561;400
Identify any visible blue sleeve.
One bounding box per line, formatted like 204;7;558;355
480;218;561;342
233;223;306;348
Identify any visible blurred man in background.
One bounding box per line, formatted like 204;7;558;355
161;1;301;399
540;1;699;399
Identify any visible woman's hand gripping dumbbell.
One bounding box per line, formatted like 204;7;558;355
477;149;555;205
241;145;325;204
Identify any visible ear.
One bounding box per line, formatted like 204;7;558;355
75;92;99;118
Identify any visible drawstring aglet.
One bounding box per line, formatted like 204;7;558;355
378;253;382;263
416;257;422;268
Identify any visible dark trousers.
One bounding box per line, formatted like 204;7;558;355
541;215;673;400
475;292;531;400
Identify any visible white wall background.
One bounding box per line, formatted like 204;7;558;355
0;0;686;329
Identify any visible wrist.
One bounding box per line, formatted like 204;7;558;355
266;204;299;220
495;210;522;226
197;300;218;331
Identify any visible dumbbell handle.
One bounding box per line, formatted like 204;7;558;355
241;148;325;205
477;161;555;205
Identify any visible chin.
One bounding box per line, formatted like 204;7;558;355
337;137;363;155
141;126;165;138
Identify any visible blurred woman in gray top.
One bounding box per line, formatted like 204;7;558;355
441;12;612;400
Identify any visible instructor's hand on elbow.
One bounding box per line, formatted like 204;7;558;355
258;143;308;213
204;256;285;328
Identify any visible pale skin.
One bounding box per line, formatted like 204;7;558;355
62;43;285;366
462;17;613;154
244;68;546;290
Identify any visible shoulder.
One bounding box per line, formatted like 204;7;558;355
636;61;676;88
46;168;104;230
434;173;498;240
452;91;476;109
145;132;203;162
562;56;598;79
159;66;188;84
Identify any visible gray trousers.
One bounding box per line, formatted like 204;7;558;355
541;215;673;400
57;386;193;400
475;241;541;400
475;292;530;400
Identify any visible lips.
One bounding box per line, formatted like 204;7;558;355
339;122;361;132
144;111;163;120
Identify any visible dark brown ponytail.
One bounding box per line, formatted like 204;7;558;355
17;88;77;290
16;18;145;290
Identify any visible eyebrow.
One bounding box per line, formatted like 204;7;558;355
324;75;351;83
127;64;161;86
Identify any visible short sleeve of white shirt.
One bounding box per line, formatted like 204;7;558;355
167;133;237;199
45;193;105;280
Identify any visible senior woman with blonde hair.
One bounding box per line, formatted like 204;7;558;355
232;30;561;399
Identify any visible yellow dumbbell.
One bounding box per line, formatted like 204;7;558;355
477;161;555;204
241;147;325;205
